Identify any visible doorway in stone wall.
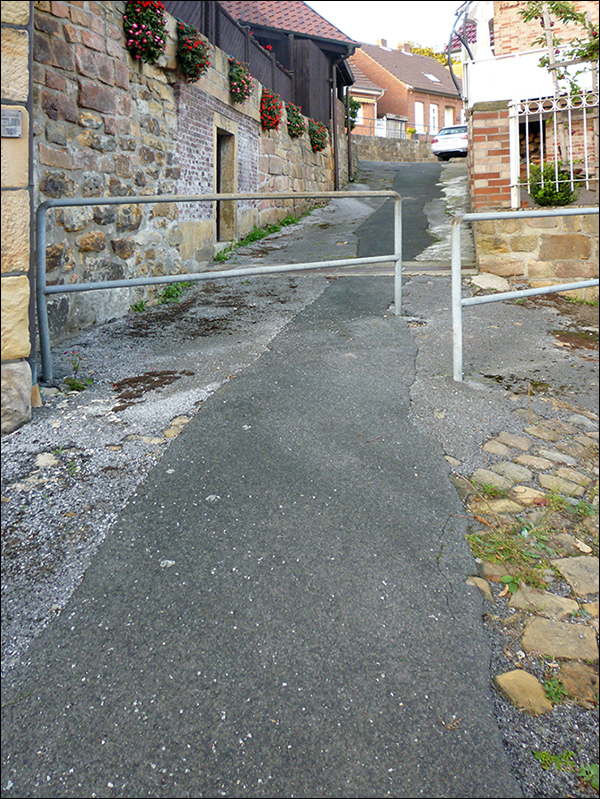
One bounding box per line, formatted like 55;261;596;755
216;128;236;242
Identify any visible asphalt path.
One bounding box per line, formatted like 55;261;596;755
1;165;523;798
356;162;445;260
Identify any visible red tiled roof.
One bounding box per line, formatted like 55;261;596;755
348;56;383;94
360;43;460;97
220;1;356;44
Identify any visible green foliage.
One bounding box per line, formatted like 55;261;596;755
122;1;167;65
519;2;599;94
176;22;211;83
528;163;579;206
500;574;520;594
228;59;254;103
543;676;567;703
63;352;93;392
405;41;460;65
158;281;192;303
130;300;147;313
286;103;306;139
533;749;576;772
579;763;599;791
260;89;283;131
213;211;312;263
345;97;362;131
308;119;329;152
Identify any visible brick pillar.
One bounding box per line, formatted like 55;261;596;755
469;101;511;210
1;1;35;434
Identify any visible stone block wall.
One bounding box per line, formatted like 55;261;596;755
473;212;599;301
1;1;33;434
351;134;436;163
30;0;346;343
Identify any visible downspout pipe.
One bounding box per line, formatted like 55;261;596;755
331;58;343;190
26;1;36;386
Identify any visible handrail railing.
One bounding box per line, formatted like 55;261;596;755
451;206;599;381
36;190;402;383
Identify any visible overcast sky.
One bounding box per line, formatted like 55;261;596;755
306;1;464;52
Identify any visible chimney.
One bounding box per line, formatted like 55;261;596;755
398;42;411;52
376;38;387;48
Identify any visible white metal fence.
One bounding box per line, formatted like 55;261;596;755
508;88;599;209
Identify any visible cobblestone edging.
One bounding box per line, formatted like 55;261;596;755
452;407;598;714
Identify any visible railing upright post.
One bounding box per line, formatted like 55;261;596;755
393;195;403;315
451;217;463;382
36;202;53;384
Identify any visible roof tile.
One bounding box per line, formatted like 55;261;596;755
220;1;356;44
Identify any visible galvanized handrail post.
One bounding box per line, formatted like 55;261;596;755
36;201;53;383
451;216;463;382
393;194;403;316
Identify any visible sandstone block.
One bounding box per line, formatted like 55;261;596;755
1;360;32;435
1;28;29;102
494;670;553;715
539;234;591;261
508;584;578;620
0;276;30;359
550;556;599;597
522;617;598;661
1;190;30;273
1;106;29;187
1;2;30;24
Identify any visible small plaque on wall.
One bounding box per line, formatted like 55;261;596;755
1;108;22;138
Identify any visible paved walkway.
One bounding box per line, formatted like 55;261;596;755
1;161;597;799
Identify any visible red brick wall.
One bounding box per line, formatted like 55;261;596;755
352;49;462;131
493;1;599;56
469;103;511;209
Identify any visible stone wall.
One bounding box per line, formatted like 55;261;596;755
32;0;346;342
1;1;34;434
473;212;599;302
351;134;436;163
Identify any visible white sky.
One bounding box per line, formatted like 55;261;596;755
305;1;464;52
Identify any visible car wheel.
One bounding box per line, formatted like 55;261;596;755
437;155;449;161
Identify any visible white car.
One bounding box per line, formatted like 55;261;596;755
431;125;468;161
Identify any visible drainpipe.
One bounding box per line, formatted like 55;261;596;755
331;57;345;191
346;88;353;181
26;1;36;387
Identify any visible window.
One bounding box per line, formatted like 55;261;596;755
429;104;439;134
414;101;424;133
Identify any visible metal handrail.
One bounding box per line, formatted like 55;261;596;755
36;190;403;382
451;206;599;381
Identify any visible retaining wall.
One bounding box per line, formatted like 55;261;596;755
31;0;344;342
473;212;599;301
351;134;436;163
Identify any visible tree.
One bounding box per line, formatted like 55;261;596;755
405;42;460;67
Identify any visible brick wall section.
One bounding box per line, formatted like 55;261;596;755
468;102;511;210
493;1;599;57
